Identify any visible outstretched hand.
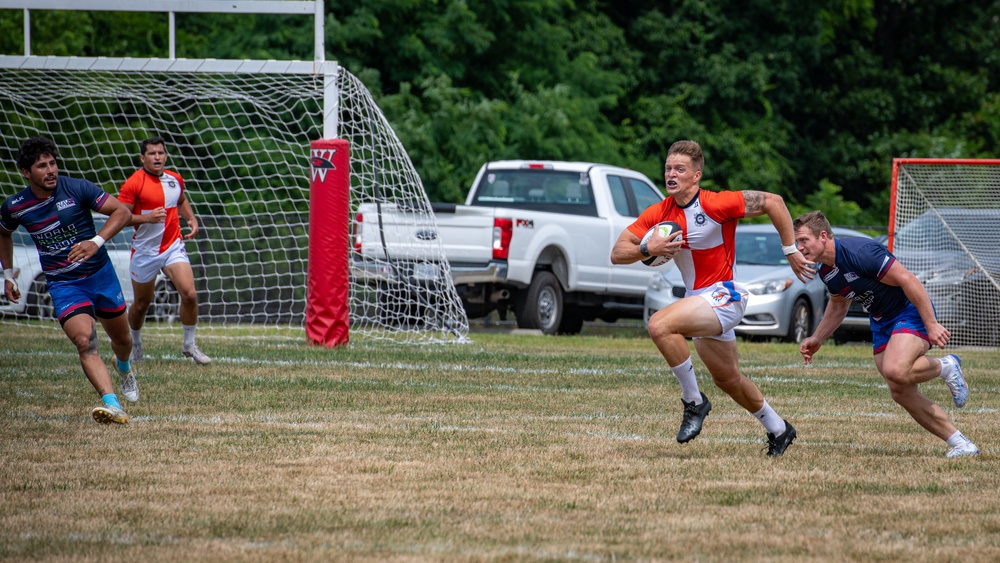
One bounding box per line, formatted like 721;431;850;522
800;336;822;365
787;251;815;284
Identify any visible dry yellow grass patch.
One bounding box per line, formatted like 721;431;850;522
1;324;998;561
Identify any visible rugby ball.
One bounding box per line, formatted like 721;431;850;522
640;221;682;267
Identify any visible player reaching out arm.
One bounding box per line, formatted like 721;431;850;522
794;210;978;458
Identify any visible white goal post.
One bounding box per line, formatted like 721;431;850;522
890;158;1000;347
0;0;470;344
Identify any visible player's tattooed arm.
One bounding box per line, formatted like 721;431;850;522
743;191;767;216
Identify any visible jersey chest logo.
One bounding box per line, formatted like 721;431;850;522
162;177;180;192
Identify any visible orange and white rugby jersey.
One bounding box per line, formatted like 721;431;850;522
118;168;186;256
627;189;745;292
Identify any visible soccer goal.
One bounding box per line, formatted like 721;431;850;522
890;159;1000;347
0;3;469;345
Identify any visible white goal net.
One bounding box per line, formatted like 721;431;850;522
0;57;469;344
890;159;1000;347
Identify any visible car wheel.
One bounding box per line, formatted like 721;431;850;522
515;271;563;335
26;275;55;319
785;298;812;344
151;278;181;323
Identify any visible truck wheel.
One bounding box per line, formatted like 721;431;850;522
515;271;562;335
556;309;584;335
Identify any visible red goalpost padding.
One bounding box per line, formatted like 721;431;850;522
307;138;351;347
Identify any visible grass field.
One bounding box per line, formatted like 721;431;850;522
1;322;998;561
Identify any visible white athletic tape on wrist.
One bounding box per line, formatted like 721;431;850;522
782;244;798;256
3;268;14;282
89;235;106;248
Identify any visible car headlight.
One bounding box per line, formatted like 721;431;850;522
648;274;668;291
745;279;793;295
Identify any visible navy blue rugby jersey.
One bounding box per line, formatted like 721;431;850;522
817;236;910;322
1;176;112;283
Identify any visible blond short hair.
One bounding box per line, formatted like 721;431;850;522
667;140;704;172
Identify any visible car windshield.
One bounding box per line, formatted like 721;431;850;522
894;213;960;252
736;229;869;266
470;169;598;217
735;233;787;266
894;210;1000;253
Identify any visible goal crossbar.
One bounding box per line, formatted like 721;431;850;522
0;55;331;74
0;0;325;61
0;1;317;14
0;55;340;139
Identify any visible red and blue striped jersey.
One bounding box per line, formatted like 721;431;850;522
1;176;112;283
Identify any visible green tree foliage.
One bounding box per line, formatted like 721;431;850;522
2;0;998;227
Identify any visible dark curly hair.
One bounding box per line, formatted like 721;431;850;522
17;137;59;171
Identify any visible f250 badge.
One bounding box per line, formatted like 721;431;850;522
516;218;534;228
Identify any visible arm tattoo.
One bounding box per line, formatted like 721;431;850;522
743;191;766;216
86;323;100;356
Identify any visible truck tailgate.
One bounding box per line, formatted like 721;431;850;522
357;203;495;264
431;204;496;264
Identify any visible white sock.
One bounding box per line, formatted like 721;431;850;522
670;358;702;404
939;356;954;378
752;401;787;435
131;328;142;346
182;324;196;347
946;430;971;448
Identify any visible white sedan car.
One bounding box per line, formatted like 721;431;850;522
1;216;178;321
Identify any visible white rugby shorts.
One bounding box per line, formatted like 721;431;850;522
691;281;750;342
130;238;189;283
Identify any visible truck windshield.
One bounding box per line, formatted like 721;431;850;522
471;169;598;217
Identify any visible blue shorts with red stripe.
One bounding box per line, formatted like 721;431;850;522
47;260;127;324
870;302;932;355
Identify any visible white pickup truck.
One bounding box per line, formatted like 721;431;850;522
352;160;666;334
